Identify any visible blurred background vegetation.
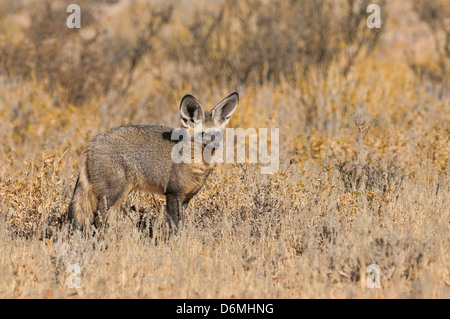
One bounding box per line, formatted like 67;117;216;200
1;0;389;104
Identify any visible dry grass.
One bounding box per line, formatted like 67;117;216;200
0;0;449;298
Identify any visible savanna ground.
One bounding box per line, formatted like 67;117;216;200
0;0;449;298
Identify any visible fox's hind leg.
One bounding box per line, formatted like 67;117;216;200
95;184;133;229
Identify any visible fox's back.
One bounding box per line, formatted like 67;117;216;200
86;125;177;194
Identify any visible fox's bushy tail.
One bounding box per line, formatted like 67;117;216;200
67;160;98;228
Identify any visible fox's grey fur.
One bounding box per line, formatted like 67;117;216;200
67;92;239;231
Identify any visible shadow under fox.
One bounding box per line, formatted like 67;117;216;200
68;92;239;231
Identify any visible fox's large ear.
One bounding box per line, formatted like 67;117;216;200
212;92;239;125
180;94;205;127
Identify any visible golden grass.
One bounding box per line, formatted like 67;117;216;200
0;0;449;298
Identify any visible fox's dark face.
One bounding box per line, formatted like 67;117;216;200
179;92;239;152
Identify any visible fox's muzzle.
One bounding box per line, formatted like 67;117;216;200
201;130;222;150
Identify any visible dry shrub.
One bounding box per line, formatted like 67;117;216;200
409;0;450;86
177;0;385;83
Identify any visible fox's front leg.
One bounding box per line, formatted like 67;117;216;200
165;193;184;233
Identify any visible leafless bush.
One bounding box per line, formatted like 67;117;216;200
409;0;450;86
177;0;384;83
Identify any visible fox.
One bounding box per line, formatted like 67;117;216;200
67;92;239;232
